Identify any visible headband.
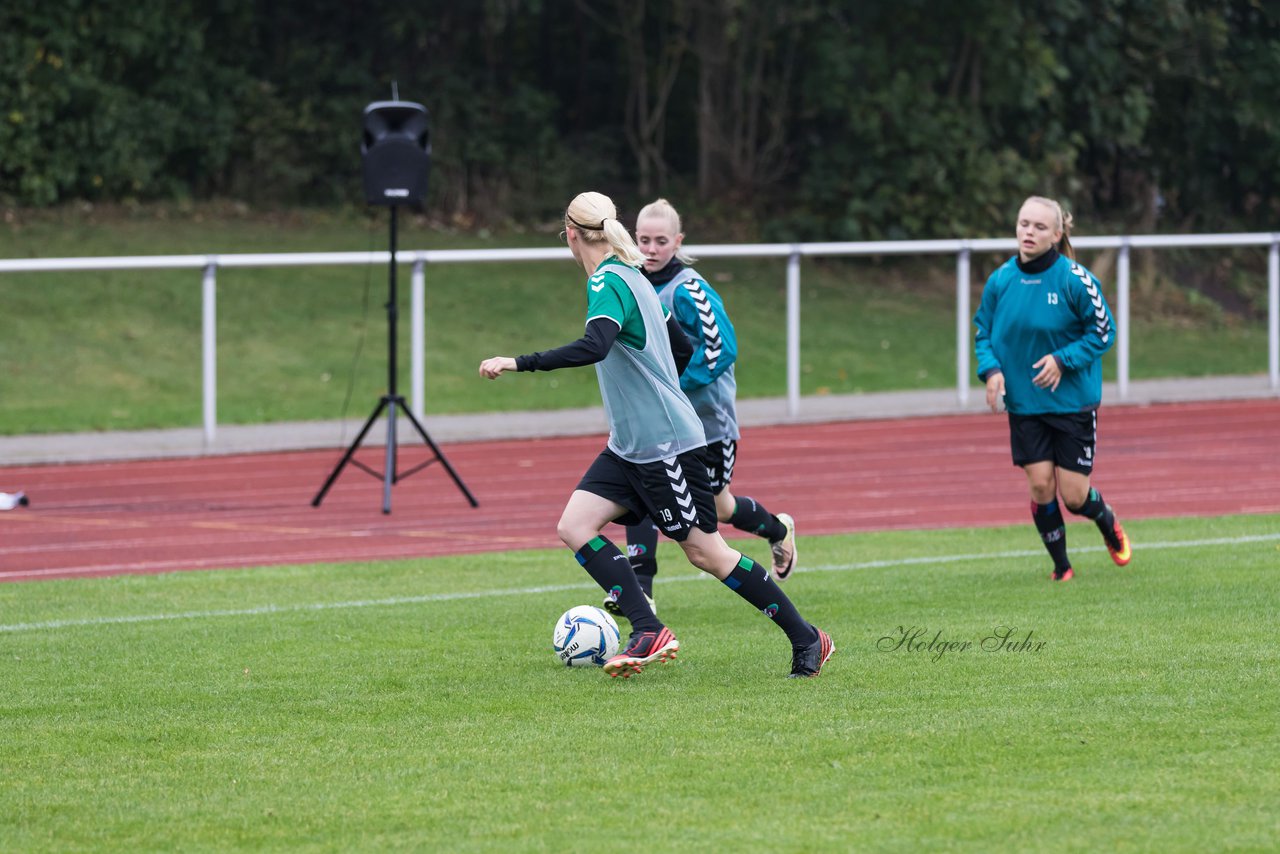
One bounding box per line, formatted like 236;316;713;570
566;214;606;232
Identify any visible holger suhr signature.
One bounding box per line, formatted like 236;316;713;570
877;626;1047;662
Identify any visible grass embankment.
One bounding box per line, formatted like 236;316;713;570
0;207;1269;434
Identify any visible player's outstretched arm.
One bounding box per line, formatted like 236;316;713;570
479;357;517;379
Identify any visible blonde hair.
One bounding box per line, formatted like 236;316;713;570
636;198;697;265
1024;195;1076;260
565;191;645;267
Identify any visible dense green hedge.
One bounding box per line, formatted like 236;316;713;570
2;0;1277;237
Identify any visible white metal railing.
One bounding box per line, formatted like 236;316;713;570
2;233;1278;447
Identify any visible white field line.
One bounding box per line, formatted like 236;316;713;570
2;533;1278;634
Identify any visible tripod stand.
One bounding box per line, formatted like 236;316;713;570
312;206;478;513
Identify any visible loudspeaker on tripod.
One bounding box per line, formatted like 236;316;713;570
313;95;475;514
362;101;430;206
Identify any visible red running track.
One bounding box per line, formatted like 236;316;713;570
1;399;1277;583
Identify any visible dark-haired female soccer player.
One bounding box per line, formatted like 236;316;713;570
479;191;832;678
974;195;1132;581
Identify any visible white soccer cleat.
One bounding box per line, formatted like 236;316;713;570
603;591;657;620
0;491;28;511
771;513;797;582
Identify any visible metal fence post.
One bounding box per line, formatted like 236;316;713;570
1270;236;1279;392
1117;239;1131;400
956;245;971;406
786;249;801;418
202;261;217;449
412;257;425;421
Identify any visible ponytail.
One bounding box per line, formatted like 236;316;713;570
1059;210;1075;260
602;217;645;267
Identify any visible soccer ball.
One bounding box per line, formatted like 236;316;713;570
552;605;621;667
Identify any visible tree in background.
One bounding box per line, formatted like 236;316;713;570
691;2;816;206
0;0;250;205
1;0;1277;236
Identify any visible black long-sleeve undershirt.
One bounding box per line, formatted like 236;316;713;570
668;316;693;374
515;314;693;375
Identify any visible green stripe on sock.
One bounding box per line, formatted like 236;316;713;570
586;535;608;553
737;554;755;571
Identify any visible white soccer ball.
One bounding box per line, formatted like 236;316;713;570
552;605;621;667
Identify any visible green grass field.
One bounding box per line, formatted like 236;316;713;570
3;513;1278;852
0;209;1273;434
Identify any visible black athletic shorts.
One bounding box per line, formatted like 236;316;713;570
702;439;737;494
577;447;719;542
1008;410;1098;474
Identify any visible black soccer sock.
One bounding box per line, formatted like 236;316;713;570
729;496;786;542
1066;487;1119;545
625;521;660;598
574;536;662;633
722;554;817;646
1030;499;1071;573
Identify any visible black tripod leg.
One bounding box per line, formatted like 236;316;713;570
401;402;480;507
383;397;397;514
312;397;389;507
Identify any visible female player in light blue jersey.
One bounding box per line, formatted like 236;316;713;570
616;199;798;621
479;191;832;678
974;196;1132;581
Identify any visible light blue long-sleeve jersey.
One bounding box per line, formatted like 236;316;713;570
974;251;1115;415
655;267;740;444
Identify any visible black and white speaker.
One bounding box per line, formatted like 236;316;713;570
361;100;430;206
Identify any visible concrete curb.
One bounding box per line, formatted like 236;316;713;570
0;375;1274;465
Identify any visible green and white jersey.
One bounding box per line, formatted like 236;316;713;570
588;258;706;463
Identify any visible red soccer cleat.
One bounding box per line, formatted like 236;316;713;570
603;627;679;678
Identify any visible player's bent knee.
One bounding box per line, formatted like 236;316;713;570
555;516;595;551
1062;494;1090;515
678;544;713;571
678;540;727;574
1058;484;1091;512
677;538;737;581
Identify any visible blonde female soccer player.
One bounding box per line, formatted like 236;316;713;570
974;195;1132;581
479;191;832;678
